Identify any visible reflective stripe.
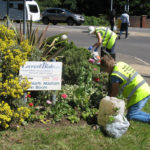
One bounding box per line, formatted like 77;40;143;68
105;31;113;48
127;80;146;100
120;72;138;93
102;27;108;43
112;71;128;80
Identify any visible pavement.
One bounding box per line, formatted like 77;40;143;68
116;52;150;84
116;28;150;84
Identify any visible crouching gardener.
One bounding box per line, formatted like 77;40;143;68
100;55;150;123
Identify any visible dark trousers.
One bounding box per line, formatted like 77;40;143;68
120;23;128;38
101;41;116;60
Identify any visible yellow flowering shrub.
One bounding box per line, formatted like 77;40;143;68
13;107;31;125
0;101;31;129
0;24;32;100
0;101;13;129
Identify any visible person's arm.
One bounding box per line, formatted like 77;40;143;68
109;82;120;97
127;14;130;26
92;32;102;48
114;16;116;24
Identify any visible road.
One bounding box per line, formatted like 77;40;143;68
37;24;150;65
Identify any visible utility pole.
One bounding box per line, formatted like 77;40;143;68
23;0;26;38
125;0;129;12
7;0;9;27
110;0;113;11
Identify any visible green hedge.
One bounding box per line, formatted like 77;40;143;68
83;16;109;26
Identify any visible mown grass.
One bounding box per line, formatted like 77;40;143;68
0;115;150;150
0;100;150;150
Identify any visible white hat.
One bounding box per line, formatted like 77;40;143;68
88;26;95;34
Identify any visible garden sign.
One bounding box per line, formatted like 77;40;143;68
19;61;62;91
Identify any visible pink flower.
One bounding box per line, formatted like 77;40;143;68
88;58;95;64
46;100;52;104
93;68;97;71
25;94;31;98
61;93;68;99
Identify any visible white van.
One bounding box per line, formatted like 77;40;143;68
0;0;40;22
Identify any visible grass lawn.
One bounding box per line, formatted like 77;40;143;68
0;117;150;150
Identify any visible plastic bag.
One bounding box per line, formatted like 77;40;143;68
91;51;101;64
97;96;125;126
105;114;130;138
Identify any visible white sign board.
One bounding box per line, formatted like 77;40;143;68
19;61;62;91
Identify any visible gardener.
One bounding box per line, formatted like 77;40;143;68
100;55;150;123
88;26;117;60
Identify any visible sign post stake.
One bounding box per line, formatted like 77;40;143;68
52;92;56;105
24;92;27;104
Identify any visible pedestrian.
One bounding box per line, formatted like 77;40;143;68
109;9;116;31
88;26;117;60
100;55;150;123
118;10;130;39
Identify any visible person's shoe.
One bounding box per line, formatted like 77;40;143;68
125;37;129;39
118;35;121;39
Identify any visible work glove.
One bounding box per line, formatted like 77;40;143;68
94;47;99;52
88;45;93;50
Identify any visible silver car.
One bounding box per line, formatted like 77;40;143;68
41;8;85;25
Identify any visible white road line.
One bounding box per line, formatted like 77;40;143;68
134;57;150;65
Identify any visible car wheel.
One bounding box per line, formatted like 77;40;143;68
42;17;49;25
52;21;57;25
67;18;74;26
76;23;81;26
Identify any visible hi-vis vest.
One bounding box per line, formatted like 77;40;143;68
95;27;117;49
111;62;150;108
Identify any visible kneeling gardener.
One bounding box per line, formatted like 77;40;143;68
100;55;150;123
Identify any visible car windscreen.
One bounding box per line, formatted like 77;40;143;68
29;5;38;13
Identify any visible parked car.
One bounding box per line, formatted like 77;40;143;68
41;8;85;25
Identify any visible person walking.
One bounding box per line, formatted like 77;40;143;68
109;9;116;31
118;10;130;39
88;26;117;60
100;55;150;123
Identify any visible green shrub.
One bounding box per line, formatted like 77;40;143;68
59;43;91;84
83;16;109;26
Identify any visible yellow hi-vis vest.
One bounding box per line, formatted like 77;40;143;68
95;27;117;49
111;61;150;108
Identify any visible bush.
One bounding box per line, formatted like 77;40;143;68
83;16;109;26
59;42;92;84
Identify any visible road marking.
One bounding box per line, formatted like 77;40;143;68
134;57;150;65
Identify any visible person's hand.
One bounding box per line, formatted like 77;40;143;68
88;45;93;50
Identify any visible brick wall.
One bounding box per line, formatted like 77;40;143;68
130;15;150;28
130;16;141;27
146;18;150;28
